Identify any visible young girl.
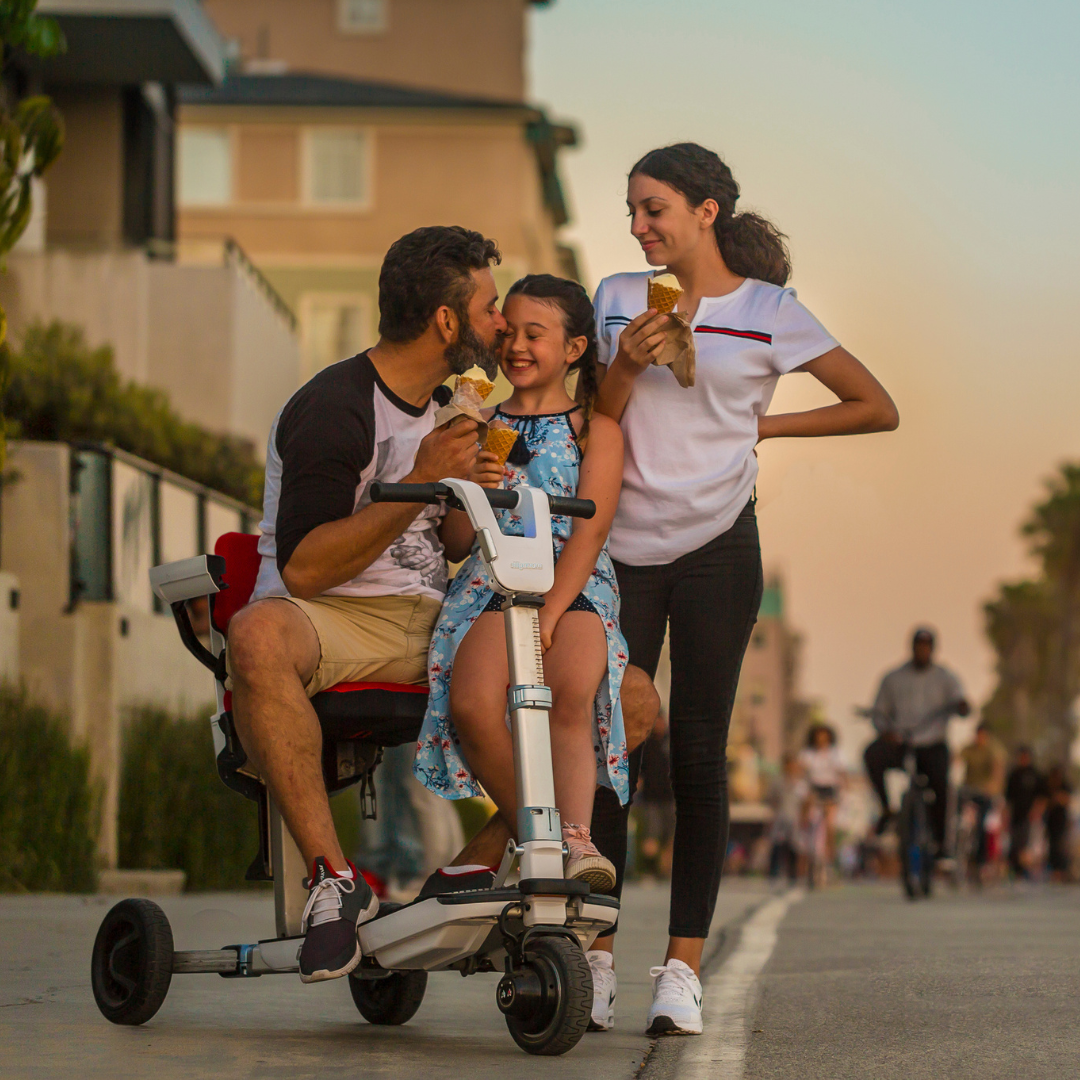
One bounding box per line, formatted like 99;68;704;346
415;275;629;891
588;142;899;1036
798;723;845;868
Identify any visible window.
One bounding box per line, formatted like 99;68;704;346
177;127;232;206
301;293;373;380
305;129;370;206
338;0;387;33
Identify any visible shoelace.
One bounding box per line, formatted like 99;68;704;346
301;875;355;932
649;963;701;1005
562;822;598;854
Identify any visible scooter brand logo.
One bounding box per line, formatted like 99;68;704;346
510;561;542;570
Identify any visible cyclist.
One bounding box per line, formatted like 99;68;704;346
863;627;969;860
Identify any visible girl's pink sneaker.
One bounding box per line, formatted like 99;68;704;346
562;823;616;893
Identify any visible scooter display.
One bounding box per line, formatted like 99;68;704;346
89;479;618;1056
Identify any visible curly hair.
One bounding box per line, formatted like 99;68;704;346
630;143;791;286
378;225;501;343
505;274;599;444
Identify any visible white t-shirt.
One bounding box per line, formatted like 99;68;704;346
799;746;845;789
594;272;838;565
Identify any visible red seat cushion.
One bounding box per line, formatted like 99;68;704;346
222;681;427;712
212;532;261;634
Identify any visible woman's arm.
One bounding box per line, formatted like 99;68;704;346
757;346;899;440
539;414;624;650
592;309;671;423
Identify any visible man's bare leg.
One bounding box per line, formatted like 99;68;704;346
227;599;346;871
449;665;660;870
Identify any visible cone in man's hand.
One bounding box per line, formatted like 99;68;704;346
647;273;683;315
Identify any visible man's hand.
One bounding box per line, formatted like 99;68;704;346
406;418;480;484
469;449;504;490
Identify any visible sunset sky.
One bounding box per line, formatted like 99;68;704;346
529;0;1080;753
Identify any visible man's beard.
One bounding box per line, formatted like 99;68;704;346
445;316;500;379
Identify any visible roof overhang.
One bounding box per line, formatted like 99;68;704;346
28;0;225;86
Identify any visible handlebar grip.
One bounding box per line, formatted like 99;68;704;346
549;496;596;519
368;482;448;504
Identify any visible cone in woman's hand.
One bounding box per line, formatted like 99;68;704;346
647;273;683;315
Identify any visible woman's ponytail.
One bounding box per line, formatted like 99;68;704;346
630;143;791;287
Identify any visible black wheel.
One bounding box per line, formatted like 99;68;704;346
899;791;930;901
498;934;592;1056
349;968;428;1024
91;899;174;1025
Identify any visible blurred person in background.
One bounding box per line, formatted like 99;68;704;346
1043;765;1072;883
635;711;674;879
767;753;804;884
799;723;845;865
1005;746;1048;880
959;722;1007;879
864;627;969;859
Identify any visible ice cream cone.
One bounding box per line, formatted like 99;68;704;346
483;425;518;467
456;375;496;401
647;273;683;315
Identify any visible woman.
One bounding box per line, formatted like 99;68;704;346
586;142;898;1037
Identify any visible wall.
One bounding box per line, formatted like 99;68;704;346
203;0;529;101
44;87;125;247
0;248;301;451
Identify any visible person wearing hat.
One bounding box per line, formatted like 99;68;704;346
864;627;970;851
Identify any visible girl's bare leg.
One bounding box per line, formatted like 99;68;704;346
448;612;515;833
542;611;609;827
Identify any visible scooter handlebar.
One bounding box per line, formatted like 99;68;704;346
369;481;595;519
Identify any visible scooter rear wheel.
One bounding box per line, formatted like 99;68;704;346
349;968;428;1024
91;898;174;1025
500;934;592;1056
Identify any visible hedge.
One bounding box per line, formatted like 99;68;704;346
0;683;98;892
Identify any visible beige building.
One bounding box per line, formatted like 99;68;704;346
177;0;579;385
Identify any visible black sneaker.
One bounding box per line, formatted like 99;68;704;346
297;857;379;983
417;864;497;899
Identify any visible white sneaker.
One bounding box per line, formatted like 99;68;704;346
587;950;616;1031
646;958;703;1035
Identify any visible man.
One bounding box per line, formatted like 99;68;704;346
227;225;503;983
959;722;1007;872
1004;746;1047;880
864;627;969;854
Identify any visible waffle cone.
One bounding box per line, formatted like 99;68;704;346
457;375;496;401
647;279;682;315
483;426;518;467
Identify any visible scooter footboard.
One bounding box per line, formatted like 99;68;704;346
359;890;619;971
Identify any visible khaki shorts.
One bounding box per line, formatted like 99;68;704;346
281;593;440;695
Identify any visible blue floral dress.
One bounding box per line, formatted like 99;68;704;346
414;406;631;805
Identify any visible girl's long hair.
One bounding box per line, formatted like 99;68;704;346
505;274;599;445
630;143;791;286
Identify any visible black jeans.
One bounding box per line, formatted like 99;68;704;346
863;738;950;851
590;502;763;939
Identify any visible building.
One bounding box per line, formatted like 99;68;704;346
176;0;578;383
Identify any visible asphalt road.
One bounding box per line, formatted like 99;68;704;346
0;880;766;1079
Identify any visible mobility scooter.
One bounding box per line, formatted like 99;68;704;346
90;479;619;1055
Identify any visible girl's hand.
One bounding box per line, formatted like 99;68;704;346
612;309;670;375
469;449;504;489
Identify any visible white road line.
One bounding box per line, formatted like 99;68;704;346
680;889;804;1080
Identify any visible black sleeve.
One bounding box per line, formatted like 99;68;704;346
275;357;375;575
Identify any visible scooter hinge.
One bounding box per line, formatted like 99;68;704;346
509;685;552;712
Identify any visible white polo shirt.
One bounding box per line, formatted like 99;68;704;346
594;272;838;565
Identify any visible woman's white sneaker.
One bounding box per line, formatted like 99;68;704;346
645;959;703;1035
587;950;616;1031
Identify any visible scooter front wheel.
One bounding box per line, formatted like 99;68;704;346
91;898;174;1025
498;934;592;1055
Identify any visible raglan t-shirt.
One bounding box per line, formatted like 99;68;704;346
594;272;839;566
252;351;451;603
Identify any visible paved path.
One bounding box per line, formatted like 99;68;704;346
648;881;1080;1080
0;880;767;1079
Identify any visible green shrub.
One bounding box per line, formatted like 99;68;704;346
0;683;98;892
3;321;263;506
118;706;265;890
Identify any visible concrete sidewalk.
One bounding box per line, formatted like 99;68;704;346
0;879;768;1079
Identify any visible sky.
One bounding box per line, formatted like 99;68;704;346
528;0;1080;754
